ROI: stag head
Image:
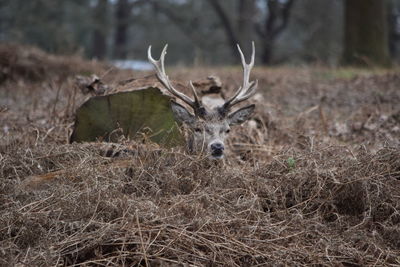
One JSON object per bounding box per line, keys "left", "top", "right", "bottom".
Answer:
{"left": 148, "top": 42, "right": 258, "bottom": 159}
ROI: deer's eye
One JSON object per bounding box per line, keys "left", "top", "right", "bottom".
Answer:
{"left": 226, "top": 129, "right": 230, "bottom": 133}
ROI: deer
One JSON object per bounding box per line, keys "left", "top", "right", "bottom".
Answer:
{"left": 148, "top": 42, "right": 258, "bottom": 160}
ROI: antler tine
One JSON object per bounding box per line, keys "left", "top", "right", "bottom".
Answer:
{"left": 237, "top": 41, "right": 255, "bottom": 94}
{"left": 189, "top": 81, "right": 201, "bottom": 105}
{"left": 147, "top": 45, "right": 198, "bottom": 109}
{"left": 222, "top": 42, "right": 258, "bottom": 111}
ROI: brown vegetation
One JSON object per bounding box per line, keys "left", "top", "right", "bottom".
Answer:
{"left": 1, "top": 45, "right": 400, "bottom": 266}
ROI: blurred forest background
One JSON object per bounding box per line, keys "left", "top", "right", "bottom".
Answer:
{"left": 1, "top": 0, "right": 400, "bottom": 67}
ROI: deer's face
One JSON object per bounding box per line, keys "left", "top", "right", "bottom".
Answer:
{"left": 171, "top": 101, "right": 255, "bottom": 159}
{"left": 148, "top": 42, "right": 257, "bottom": 160}
{"left": 190, "top": 119, "right": 230, "bottom": 159}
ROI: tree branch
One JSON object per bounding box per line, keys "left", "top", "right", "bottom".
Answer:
{"left": 271, "top": 0, "right": 295, "bottom": 38}
{"left": 206, "top": 0, "right": 240, "bottom": 60}
{"left": 149, "top": 0, "right": 208, "bottom": 50}
{"left": 255, "top": 22, "right": 266, "bottom": 38}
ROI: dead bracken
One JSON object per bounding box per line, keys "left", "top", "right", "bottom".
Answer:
{"left": 1, "top": 44, "right": 400, "bottom": 266}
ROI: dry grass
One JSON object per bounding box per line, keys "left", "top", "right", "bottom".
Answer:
{"left": 1, "top": 44, "right": 400, "bottom": 266}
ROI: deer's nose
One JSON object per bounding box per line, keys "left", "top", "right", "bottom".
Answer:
{"left": 211, "top": 143, "right": 224, "bottom": 151}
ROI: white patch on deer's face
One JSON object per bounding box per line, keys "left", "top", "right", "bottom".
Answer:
{"left": 190, "top": 119, "right": 230, "bottom": 159}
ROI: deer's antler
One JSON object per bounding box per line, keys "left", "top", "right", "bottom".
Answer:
{"left": 148, "top": 45, "right": 204, "bottom": 116}
{"left": 220, "top": 42, "right": 258, "bottom": 115}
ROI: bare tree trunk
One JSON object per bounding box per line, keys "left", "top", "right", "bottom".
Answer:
{"left": 113, "top": 0, "right": 132, "bottom": 59}
{"left": 207, "top": 0, "right": 240, "bottom": 61}
{"left": 256, "top": 0, "right": 295, "bottom": 64}
{"left": 389, "top": 3, "right": 400, "bottom": 61}
{"left": 261, "top": 0, "right": 278, "bottom": 64}
{"left": 261, "top": 37, "right": 274, "bottom": 64}
{"left": 91, "top": 0, "right": 108, "bottom": 60}
{"left": 237, "top": 0, "right": 256, "bottom": 55}
{"left": 342, "top": 0, "right": 390, "bottom": 66}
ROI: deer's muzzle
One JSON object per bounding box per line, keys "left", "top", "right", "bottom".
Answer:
{"left": 210, "top": 142, "right": 224, "bottom": 159}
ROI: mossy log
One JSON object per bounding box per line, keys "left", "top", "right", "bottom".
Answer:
{"left": 70, "top": 86, "right": 184, "bottom": 147}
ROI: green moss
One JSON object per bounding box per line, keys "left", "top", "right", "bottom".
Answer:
{"left": 70, "top": 87, "right": 184, "bottom": 147}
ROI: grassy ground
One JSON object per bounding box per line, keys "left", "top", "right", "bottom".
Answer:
{"left": 1, "top": 44, "right": 400, "bottom": 266}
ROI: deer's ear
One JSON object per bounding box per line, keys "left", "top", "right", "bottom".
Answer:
{"left": 228, "top": 104, "right": 255, "bottom": 125}
{"left": 171, "top": 101, "right": 195, "bottom": 125}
